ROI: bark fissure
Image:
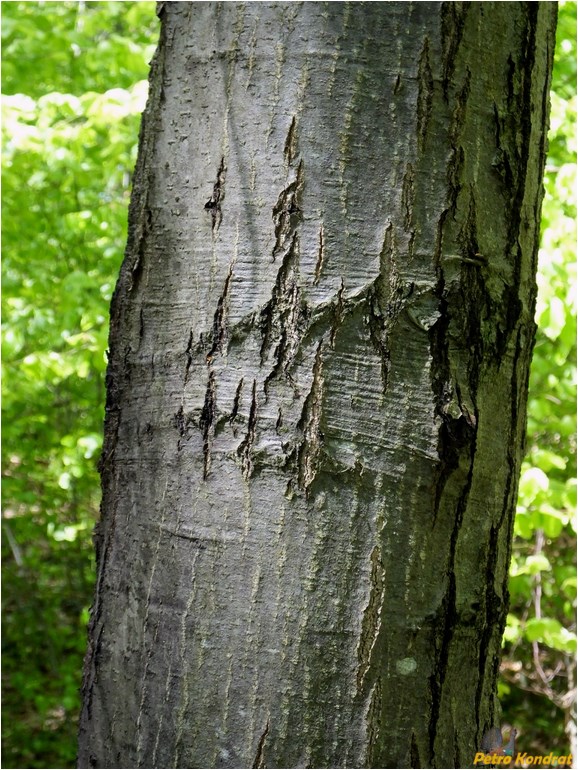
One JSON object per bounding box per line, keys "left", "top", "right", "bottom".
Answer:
{"left": 401, "top": 163, "right": 415, "bottom": 232}
{"left": 417, "top": 38, "right": 434, "bottom": 151}
{"left": 130, "top": 204, "right": 151, "bottom": 294}
{"left": 199, "top": 370, "right": 216, "bottom": 478}
{"left": 329, "top": 279, "right": 344, "bottom": 349}
{"left": 237, "top": 378, "right": 258, "bottom": 479}
{"left": 260, "top": 232, "right": 308, "bottom": 390}
{"left": 313, "top": 223, "right": 325, "bottom": 285}
{"left": 440, "top": 2, "right": 468, "bottom": 100}
{"left": 272, "top": 159, "right": 303, "bottom": 260}
{"left": 295, "top": 341, "right": 324, "bottom": 494}
{"left": 204, "top": 156, "right": 226, "bottom": 232}
{"left": 252, "top": 720, "right": 270, "bottom": 769}
{"left": 229, "top": 377, "right": 244, "bottom": 428}
{"left": 283, "top": 115, "right": 297, "bottom": 166}
{"left": 184, "top": 328, "right": 194, "bottom": 384}
{"left": 208, "top": 263, "right": 234, "bottom": 361}
{"left": 356, "top": 545, "right": 385, "bottom": 694}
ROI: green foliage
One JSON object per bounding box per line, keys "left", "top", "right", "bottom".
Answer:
{"left": 1, "top": 3, "right": 159, "bottom": 767}
{"left": 501, "top": 0, "right": 577, "bottom": 755}
{"left": 1, "top": 2, "right": 157, "bottom": 98}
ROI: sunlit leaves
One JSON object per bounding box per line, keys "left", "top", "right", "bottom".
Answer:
{"left": 524, "top": 619, "right": 577, "bottom": 655}
{"left": 1, "top": 3, "right": 158, "bottom": 767}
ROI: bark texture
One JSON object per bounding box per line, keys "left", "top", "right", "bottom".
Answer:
{"left": 79, "top": 3, "right": 556, "bottom": 768}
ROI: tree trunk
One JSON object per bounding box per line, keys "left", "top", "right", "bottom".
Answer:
{"left": 78, "top": 3, "right": 556, "bottom": 768}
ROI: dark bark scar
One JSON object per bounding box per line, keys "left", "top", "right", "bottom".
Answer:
{"left": 205, "top": 156, "right": 226, "bottom": 232}
{"left": 252, "top": 720, "right": 270, "bottom": 769}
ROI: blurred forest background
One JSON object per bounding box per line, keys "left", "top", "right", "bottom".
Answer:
{"left": 1, "top": 3, "right": 575, "bottom": 767}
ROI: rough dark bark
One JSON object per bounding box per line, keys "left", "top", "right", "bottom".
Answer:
{"left": 78, "top": 3, "right": 556, "bottom": 768}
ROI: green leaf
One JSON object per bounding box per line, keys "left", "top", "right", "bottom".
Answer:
{"left": 526, "top": 554, "right": 552, "bottom": 575}
{"left": 524, "top": 617, "right": 577, "bottom": 653}
{"left": 518, "top": 466, "right": 549, "bottom": 504}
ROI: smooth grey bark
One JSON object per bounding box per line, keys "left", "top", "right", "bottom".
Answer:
{"left": 78, "top": 3, "right": 556, "bottom": 768}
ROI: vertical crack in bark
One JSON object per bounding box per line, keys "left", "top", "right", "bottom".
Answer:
{"left": 229, "top": 377, "right": 244, "bottom": 426}
{"left": 366, "top": 288, "right": 391, "bottom": 394}
{"left": 496, "top": 13, "right": 541, "bottom": 360}
{"left": 410, "top": 731, "right": 422, "bottom": 769}
{"left": 261, "top": 232, "right": 308, "bottom": 390}
{"left": 138, "top": 307, "right": 145, "bottom": 344}
{"left": 363, "top": 222, "right": 398, "bottom": 393}
{"left": 474, "top": 325, "right": 527, "bottom": 729}
{"left": 356, "top": 545, "right": 385, "bottom": 693}
{"left": 491, "top": 102, "right": 514, "bottom": 191}
{"left": 429, "top": 200, "right": 481, "bottom": 761}
{"left": 296, "top": 341, "right": 324, "bottom": 494}
{"left": 364, "top": 678, "right": 383, "bottom": 768}
{"left": 446, "top": 144, "right": 464, "bottom": 221}
{"left": 427, "top": 574, "right": 455, "bottom": 764}
{"left": 275, "top": 407, "right": 283, "bottom": 432}
{"left": 174, "top": 404, "right": 187, "bottom": 439}
{"left": 449, "top": 69, "right": 471, "bottom": 149}
{"left": 259, "top": 125, "right": 308, "bottom": 391}
{"left": 376, "top": 219, "right": 403, "bottom": 320}
{"left": 272, "top": 160, "right": 303, "bottom": 259}
{"left": 199, "top": 370, "right": 216, "bottom": 479}
{"left": 440, "top": 2, "right": 468, "bottom": 100}
{"left": 429, "top": 272, "right": 479, "bottom": 520}
{"left": 184, "top": 329, "right": 194, "bottom": 385}
{"left": 417, "top": 38, "right": 434, "bottom": 152}
{"left": 208, "top": 263, "right": 234, "bottom": 360}
{"left": 314, "top": 222, "right": 325, "bottom": 284}
{"left": 130, "top": 204, "right": 152, "bottom": 293}
{"left": 428, "top": 447, "right": 477, "bottom": 762}
{"left": 474, "top": 522, "right": 504, "bottom": 733}
{"left": 401, "top": 163, "right": 415, "bottom": 232}
{"left": 260, "top": 246, "right": 291, "bottom": 362}
{"left": 284, "top": 115, "right": 298, "bottom": 165}
{"left": 80, "top": 620, "right": 105, "bottom": 724}
{"left": 444, "top": 69, "right": 470, "bottom": 222}
{"left": 204, "top": 156, "right": 226, "bottom": 232}
{"left": 252, "top": 720, "right": 270, "bottom": 769}
{"left": 238, "top": 379, "right": 258, "bottom": 479}
{"left": 329, "top": 279, "right": 344, "bottom": 349}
